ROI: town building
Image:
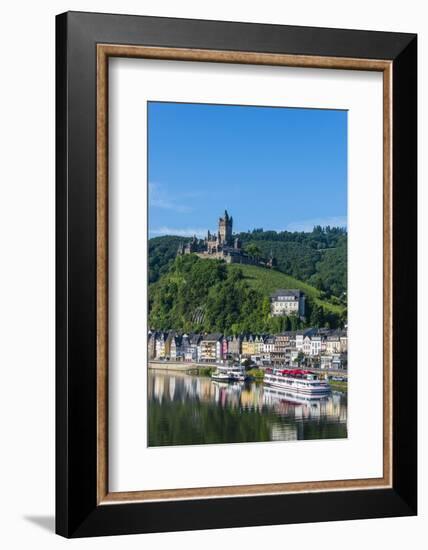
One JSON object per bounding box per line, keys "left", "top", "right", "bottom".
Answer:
{"left": 254, "top": 335, "right": 265, "bottom": 354}
{"left": 263, "top": 336, "right": 276, "bottom": 354}
{"left": 270, "top": 332, "right": 296, "bottom": 365}
{"left": 320, "top": 353, "right": 345, "bottom": 370}
{"left": 326, "top": 334, "right": 341, "bottom": 354}
{"left": 182, "top": 333, "right": 201, "bottom": 362}
{"left": 155, "top": 332, "right": 167, "bottom": 359}
{"left": 148, "top": 328, "right": 347, "bottom": 370}
{"left": 200, "top": 334, "right": 223, "bottom": 362}
{"left": 303, "top": 335, "right": 312, "bottom": 355}
{"left": 164, "top": 332, "right": 174, "bottom": 358}
{"left": 222, "top": 337, "right": 229, "bottom": 358}
{"left": 147, "top": 331, "right": 157, "bottom": 360}
{"left": 310, "top": 335, "right": 322, "bottom": 356}
{"left": 295, "top": 328, "right": 316, "bottom": 351}
{"left": 228, "top": 335, "right": 242, "bottom": 356}
{"left": 241, "top": 334, "right": 256, "bottom": 357}
{"left": 339, "top": 333, "right": 348, "bottom": 353}
{"left": 270, "top": 289, "right": 306, "bottom": 318}
{"left": 170, "top": 334, "right": 183, "bottom": 361}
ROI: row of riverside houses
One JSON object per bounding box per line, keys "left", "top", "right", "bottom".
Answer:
{"left": 148, "top": 328, "right": 348, "bottom": 370}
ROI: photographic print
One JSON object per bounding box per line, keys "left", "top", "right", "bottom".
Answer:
{"left": 57, "top": 14, "right": 417, "bottom": 536}
{"left": 147, "top": 101, "right": 348, "bottom": 447}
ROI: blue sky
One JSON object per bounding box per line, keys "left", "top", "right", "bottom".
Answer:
{"left": 148, "top": 102, "right": 347, "bottom": 237}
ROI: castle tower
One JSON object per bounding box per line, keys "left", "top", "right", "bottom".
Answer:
{"left": 218, "top": 210, "right": 233, "bottom": 245}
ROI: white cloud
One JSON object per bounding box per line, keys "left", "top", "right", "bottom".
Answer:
{"left": 285, "top": 216, "right": 347, "bottom": 232}
{"left": 149, "top": 227, "right": 207, "bottom": 238}
{"left": 149, "top": 182, "right": 192, "bottom": 213}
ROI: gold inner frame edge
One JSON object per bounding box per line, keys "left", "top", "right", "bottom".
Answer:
{"left": 96, "top": 44, "right": 393, "bottom": 504}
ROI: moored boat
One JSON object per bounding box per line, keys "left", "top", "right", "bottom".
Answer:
{"left": 263, "top": 368, "right": 330, "bottom": 397}
{"left": 211, "top": 364, "right": 249, "bottom": 382}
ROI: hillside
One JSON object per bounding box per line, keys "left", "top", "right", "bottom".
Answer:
{"left": 228, "top": 264, "right": 344, "bottom": 315}
{"left": 148, "top": 255, "right": 345, "bottom": 334}
{"left": 148, "top": 235, "right": 190, "bottom": 283}
{"left": 148, "top": 227, "right": 347, "bottom": 298}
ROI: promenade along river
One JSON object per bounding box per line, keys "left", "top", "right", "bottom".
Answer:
{"left": 148, "top": 369, "right": 347, "bottom": 447}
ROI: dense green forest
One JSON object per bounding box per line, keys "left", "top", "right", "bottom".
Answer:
{"left": 148, "top": 236, "right": 189, "bottom": 283}
{"left": 149, "top": 226, "right": 347, "bottom": 298}
{"left": 236, "top": 225, "right": 347, "bottom": 298}
{"left": 148, "top": 254, "right": 346, "bottom": 334}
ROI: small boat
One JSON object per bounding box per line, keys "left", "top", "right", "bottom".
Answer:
{"left": 263, "top": 368, "right": 330, "bottom": 397}
{"left": 211, "top": 364, "right": 248, "bottom": 383}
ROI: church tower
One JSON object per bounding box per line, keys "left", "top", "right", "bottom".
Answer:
{"left": 218, "top": 210, "right": 233, "bottom": 245}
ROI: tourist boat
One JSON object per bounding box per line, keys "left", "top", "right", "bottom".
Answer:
{"left": 263, "top": 368, "right": 330, "bottom": 397}
{"left": 211, "top": 364, "right": 248, "bottom": 382}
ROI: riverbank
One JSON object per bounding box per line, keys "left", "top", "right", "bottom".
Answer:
{"left": 149, "top": 362, "right": 348, "bottom": 388}
{"left": 149, "top": 361, "right": 214, "bottom": 376}
{"left": 149, "top": 361, "right": 195, "bottom": 371}
{"left": 185, "top": 366, "right": 213, "bottom": 377}
{"left": 328, "top": 380, "right": 348, "bottom": 392}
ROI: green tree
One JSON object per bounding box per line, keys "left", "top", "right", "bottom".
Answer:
{"left": 245, "top": 243, "right": 262, "bottom": 260}
{"left": 295, "top": 351, "right": 305, "bottom": 366}
{"left": 310, "top": 305, "right": 324, "bottom": 327}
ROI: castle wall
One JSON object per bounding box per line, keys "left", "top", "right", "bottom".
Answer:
{"left": 179, "top": 210, "right": 273, "bottom": 269}
{"left": 194, "top": 250, "right": 259, "bottom": 266}
{"left": 228, "top": 254, "right": 258, "bottom": 265}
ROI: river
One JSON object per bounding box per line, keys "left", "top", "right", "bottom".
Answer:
{"left": 148, "top": 369, "right": 347, "bottom": 446}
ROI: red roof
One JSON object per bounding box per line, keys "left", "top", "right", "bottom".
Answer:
{"left": 280, "top": 369, "right": 312, "bottom": 376}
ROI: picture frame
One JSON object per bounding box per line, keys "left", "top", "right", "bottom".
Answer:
{"left": 56, "top": 11, "right": 417, "bottom": 538}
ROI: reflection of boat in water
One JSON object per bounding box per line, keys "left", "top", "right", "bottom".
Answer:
{"left": 212, "top": 380, "right": 242, "bottom": 391}
{"left": 263, "top": 385, "right": 329, "bottom": 406}
{"left": 264, "top": 369, "right": 330, "bottom": 397}
{"left": 211, "top": 364, "right": 249, "bottom": 382}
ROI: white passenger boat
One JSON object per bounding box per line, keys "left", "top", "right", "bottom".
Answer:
{"left": 263, "top": 368, "right": 330, "bottom": 397}
{"left": 211, "top": 364, "right": 248, "bottom": 382}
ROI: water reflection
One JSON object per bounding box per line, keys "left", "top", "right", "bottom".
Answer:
{"left": 148, "top": 369, "right": 347, "bottom": 446}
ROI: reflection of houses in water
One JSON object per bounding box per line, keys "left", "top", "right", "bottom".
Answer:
{"left": 329, "top": 392, "right": 348, "bottom": 423}
{"left": 183, "top": 376, "right": 195, "bottom": 398}
{"left": 149, "top": 371, "right": 207, "bottom": 403}
{"left": 240, "top": 385, "right": 264, "bottom": 411}
{"left": 211, "top": 381, "right": 242, "bottom": 410}
{"left": 148, "top": 371, "right": 347, "bottom": 431}
{"left": 169, "top": 377, "right": 176, "bottom": 401}
{"left": 153, "top": 374, "right": 165, "bottom": 403}
{"left": 198, "top": 377, "right": 213, "bottom": 402}
{"left": 207, "top": 381, "right": 267, "bottom": 412}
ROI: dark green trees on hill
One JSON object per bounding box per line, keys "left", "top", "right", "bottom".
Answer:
{"left": 148, "top": 235, "right": 189, "bottom": 283}
{"left": 148, "top": 254, "right": 344, "bottom": 333}
{"left": 236, "top": 226, "right": 347, "bottom": 298}
{"left": 149, "top": 255, "right": 264, "bottom": 333}
{"left": 149, "top": 226, "right": 347, "bottom": 299}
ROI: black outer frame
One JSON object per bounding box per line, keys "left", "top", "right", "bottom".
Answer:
{"left": 56, "top": 11, "right": 417, "bottom": 538}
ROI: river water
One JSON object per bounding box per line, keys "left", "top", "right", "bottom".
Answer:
{"left": 148, "top": 369, "right": 347, "bottom": 446}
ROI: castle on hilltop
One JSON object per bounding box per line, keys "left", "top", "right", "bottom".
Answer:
{"left": 177, "top": 210, "right": 276, "bottom": 267}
